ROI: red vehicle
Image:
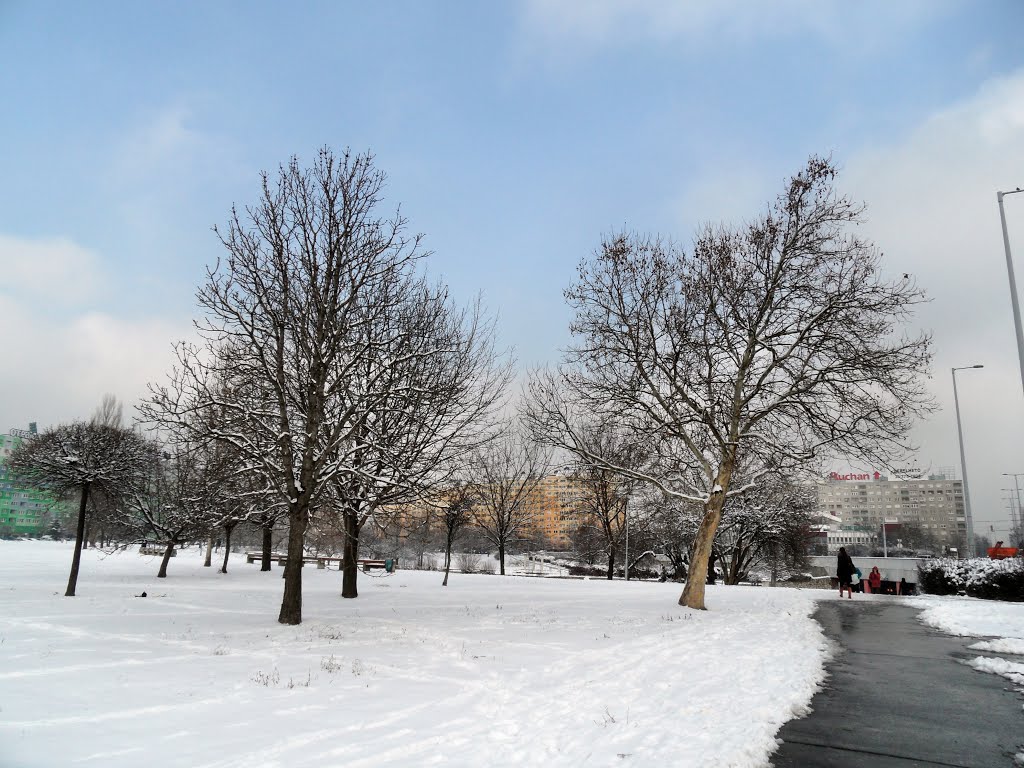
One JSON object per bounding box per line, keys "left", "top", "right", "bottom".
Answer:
{"left": 987, "top": 541, "right": 1020, "bottom": 560}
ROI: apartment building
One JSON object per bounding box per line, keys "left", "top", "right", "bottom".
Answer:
{"left": 0, "top": 425, "right": 65, "bottom": 537}
{"left": 520, "top": 474, "right": 592, "bottom": 549}
{"left": 817, "top": 469, "right": 966, "bottom": 552}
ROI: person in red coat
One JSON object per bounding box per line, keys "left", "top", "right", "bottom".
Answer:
{"left": 868, "top": 566, "right": 882, "bottom": 593}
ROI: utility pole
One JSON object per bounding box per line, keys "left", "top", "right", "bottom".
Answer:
{"left": 953, "top": 365, "right": 983, "bottom": 557}
{"left": 997, "top": 188, "right": 1024, "bottom": 397}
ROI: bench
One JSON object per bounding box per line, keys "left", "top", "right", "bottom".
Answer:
{"left": 245, "top": 553, "right": 387, "bottom": 570}
{"left": 358, "top": 559, "right": 397, "bottom": 573}
{"left": 140, "top": 544, "right": 176, "bottom": 557}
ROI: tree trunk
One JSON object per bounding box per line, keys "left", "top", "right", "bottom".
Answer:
{"left": 261, "top": 524, "right": 273, "bottom": 572}
{"left": 220, "top": 523, "right": 235, "bottom": 574}
{"left": 498, "top": 541, "right": 505, "bottom": 575}
{"left": 157, "top": 539, "right": 175, "bottom": 578}
{"left": 680, "top": 454, "right": 738, "bottom": 609}
{"left": 341, "top": 511, "right": 359, "bottom": 599}
{"left": 442, "top": 540, "right": 452, "bottom": 587}
{"left": 204, "top": 531, "right": 214, "bottom": 567}
{"left": 65, "top": 482, "right": 91, "bottom": 597}
{"left": 606, "top": 548, "right": 615, "bottom": 580}
{"left": 680, "top": 488, "right": 730, "bottom": 608}
{"left": 705, "top": 550, "right": 717, "bottom": 585}
{"left": 278, "top": 505, "right": 308, "bottom": 625}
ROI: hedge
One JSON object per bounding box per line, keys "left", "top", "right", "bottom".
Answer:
{"left": 917, "top": 557, "right": 1024, "bottom": 601}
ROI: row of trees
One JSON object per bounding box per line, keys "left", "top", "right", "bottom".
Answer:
{"left": 12, "top": 149, "right": 933, "bottom": 619}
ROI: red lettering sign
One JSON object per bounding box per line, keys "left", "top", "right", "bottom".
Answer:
{"left": 829, "top": 471, "right": 876, "bottom": 481}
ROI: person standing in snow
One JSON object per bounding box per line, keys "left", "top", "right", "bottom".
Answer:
{"left": 836, "top": 547, "right": 855, "bottom": 599}
{"left": 868, "top": 566, "right": 882, "bottom": 593}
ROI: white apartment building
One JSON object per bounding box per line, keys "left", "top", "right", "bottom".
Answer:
{"left": 817, "top": 470, "right": 966, "bottom": 552}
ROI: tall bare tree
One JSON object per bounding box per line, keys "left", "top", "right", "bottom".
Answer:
{"left": 326, "top": 282, "right": 509, "bottom": 599}
{"left": 529, "top": 157, "right": 933, "bottom": 609}
{"left": 9, "top": 422, "right": 154, "bottom": 595}
{"left": 143, "top": 149, "right": 422, "bottom": 624}
{"left": 467, "top": 429, "right": 548, "bottom": 575}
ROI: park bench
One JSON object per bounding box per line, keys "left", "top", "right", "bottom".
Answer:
{"left": 139, "top": 543, "right": 175, "bottom": 557}
{"left": 358, "top": 559, "right": 397, "bottom": 573}
{"left": 245, "top": 553, "right": 390, "bottom": 570}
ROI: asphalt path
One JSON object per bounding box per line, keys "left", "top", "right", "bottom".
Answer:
{"left": 772, "top": 598, "right": 1024, "bottom": 767}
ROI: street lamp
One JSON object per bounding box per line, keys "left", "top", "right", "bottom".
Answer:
{"left": 953, "top": 365, "right": 983, "bottom": 557}
{"left": 997, "top": 188, "right": 1024, "bottom": 397}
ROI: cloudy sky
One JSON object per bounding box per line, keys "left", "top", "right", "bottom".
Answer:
{"left": 2, "top": 1, "right": 1023, "bottom": 540}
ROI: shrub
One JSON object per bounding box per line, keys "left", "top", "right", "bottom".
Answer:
{"left": 455, "top": 553, "right": 481, "bottom": 574}
{"left": 918, "top": 558, "right": 1024, "bottom": 601}
{"left": 568, "top": 564, "right": 607, "bottom": 577}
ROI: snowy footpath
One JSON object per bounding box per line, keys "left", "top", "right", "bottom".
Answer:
{"left": 0, "top": 541, "right": 828, "bottom": 768}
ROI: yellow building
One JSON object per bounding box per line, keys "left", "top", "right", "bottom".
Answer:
{"left": 521, "top": 474, "right": 591, "bottom": 549}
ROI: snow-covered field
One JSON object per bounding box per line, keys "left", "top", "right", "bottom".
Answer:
{"left": 0, "top": 541, "right": 830, "bottom": 768}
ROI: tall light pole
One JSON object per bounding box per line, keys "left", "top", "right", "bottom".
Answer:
{"left": 997, "top": 188, "right": 1024, "bottom": 397}
{"left": 953, "top": 365, "right": 983, "bottom": 557}
{"left": 1001, "top": 472, "right": 1024, "bottom": 543}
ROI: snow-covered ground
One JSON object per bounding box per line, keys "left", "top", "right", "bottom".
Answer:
{"left": 0, "top": 541, "right": 829, "bottom": 768}
{"left": 908, "top": 593, "right": 1024, "bottom": 691}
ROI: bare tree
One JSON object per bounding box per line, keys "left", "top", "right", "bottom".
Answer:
{"left": 250, "top": 501, "right": 288, "bottom": 571}
{"left": 569, "top": 522, "right": 605, "bottom": 565}
{"left": 92, "top": 394, "right": 124, "bottom": 429}
{"left": 324, "top": 281, "right": 509, "bottom": 599}
{"left": 143, "top": 149, "right": 423, "bottom": 625}
{"left": 127, "top": 445, "right": 212, "bottom": 578}
{"left": 527, "top": 409, "right": 645, "bottom": 580}
{"left": 439, "top": 483, "right": 476, "bottom": 586}
{"left": 466, "top": 429, "right": 548, "bottom": 575}
{"left": 9, "top": 422, "right": 154, "bottom": 595}
{"left": 529, "top": 157, "right": 933, "bottom": 609}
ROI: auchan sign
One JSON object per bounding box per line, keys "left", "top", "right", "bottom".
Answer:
{"left": 829, "top": 471, "right": 882, "bottom": 481}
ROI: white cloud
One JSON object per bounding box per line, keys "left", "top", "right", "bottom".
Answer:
{"left": 839, "top": 68, "right": 1024, "bottom": 541}
{"left": 518, "top": 0, "right": 944, "bottom": 53}
{"left": 0, "top": 234, "right": 194, "bottom": 433}
{"left": 0, "top": 235, "right": 103, "bottom": 304}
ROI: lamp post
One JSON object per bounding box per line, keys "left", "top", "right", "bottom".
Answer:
{"left": 997, "top": 188, "right": 1024, "bottom": 397}
{"left": 953, "top": 365, "right": 983, "bottom": 557}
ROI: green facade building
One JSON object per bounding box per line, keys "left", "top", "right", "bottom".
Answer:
{"left": 0, "top": 425, "right": 68, "bottom": 538}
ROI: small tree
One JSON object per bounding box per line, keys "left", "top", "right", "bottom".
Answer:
{"left": 466, "top": 429, "right": 548, "bottom": 575}
{"left": 440, "top": 483, "right": 475, "bottom": 586}
{"left": 9, "top": 421, "right": 154, "bottom": 596}
{"left": 526, "top": 411, "right": 646, "bottom": 580}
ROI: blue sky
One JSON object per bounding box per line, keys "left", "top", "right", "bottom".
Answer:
{"left": 3, "top": 1, "right": 1024, "bottom": 538}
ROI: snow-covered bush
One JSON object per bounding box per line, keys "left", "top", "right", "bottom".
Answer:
{"left": 918, "top": 558, "right": 1024, "bottom": 601}
{"left": 455, "top": 553, "right": 481, "bottom": 574}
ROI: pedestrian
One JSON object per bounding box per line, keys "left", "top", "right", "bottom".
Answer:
{"left": 836, "top": 546, "right": 855, "bottom": 599}
{"left": 868, "top": 566, "right": 882, "bottom": 593}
